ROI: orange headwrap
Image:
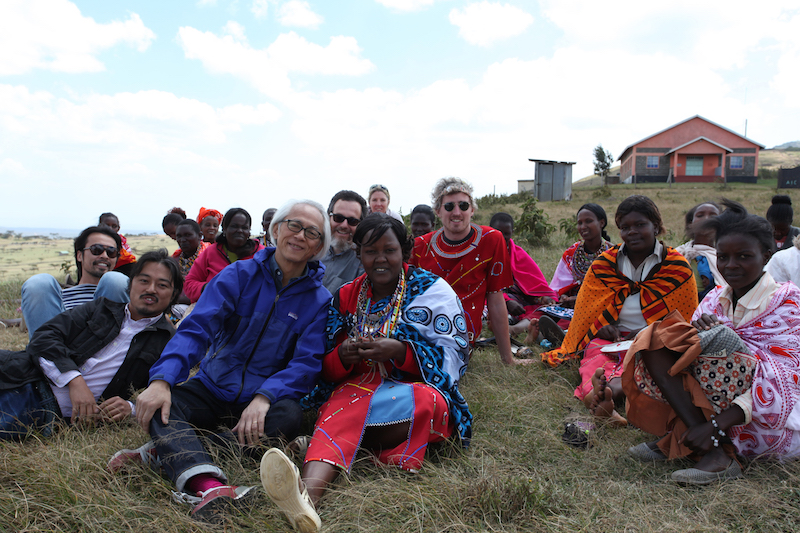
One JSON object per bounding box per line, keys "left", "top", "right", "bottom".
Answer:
{"left": 196, "top": 207, "right": 223, "bottom": 225}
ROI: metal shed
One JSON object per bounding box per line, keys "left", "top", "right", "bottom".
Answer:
{"left": 520, "top": 159, "right": 575, "bottom": 201}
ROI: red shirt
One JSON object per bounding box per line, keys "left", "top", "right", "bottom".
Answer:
{"left": 411, "top": 224, "right": 511, "bottom": 342}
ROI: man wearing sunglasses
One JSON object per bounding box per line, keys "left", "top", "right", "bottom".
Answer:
{"left": 0, "top": 250, "right": 181, "bottom": 439}
{"left": 412, "top": 177, "right": 529, "bottom": 366}
{"left": 320, "top": 190, "right": 368, "bottom": 293}
{"left": 20, "top": 225, "right": 130, "bottom": 338}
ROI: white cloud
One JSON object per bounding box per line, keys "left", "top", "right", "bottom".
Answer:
{"left": 0, "top": 158, "right": 26, "bottom": 176}
{"left": 177, "top": 26, "right": 375, "bottom": 99}
{"left": 251, "top": 0, "right": 271, "bottom": 18}
{"left": 0, "top": 0, "right": 155, "bottom": 75}
{"left": 449, "top": 2, "right": 533, "bottom": 47}
{"left": 0, "top": 84, "right": 281, "bottom": 147}
{"left": 278, "top": 1, "right": 324, "bottom": 29}
{"left": 374, "top": 0, "right": 438, "bottom": 12}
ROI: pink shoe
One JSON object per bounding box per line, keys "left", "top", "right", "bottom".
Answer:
{"left": 190, "top": 485, "right": 258, "bottom": 522}
{"left": 107, "top": 441, "right": 159, "bottom": 473}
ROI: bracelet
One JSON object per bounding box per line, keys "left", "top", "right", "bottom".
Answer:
{"left": 710, "top": 415, "right": 726, "bottom": 439}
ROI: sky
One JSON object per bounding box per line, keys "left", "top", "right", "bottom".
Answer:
{"left": 2, "top": 0, "right": 800, "bottom": 234}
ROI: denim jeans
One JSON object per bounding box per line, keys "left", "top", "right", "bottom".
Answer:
{"left": 21, "top": 272, "right": 129, "bottom": 339}
{"left": 0, "top": 380, "right": 61, "bottom": 441}
{"left": 149, "top": 379, "right": 303, "bottom": 492}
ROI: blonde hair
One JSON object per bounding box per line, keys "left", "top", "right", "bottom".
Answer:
{"left": 431, "top": 177, "right": 477, "bottom": 211}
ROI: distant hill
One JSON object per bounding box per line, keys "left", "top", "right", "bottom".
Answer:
{"left": 772, "top": 141, "right": 800, "bottom": 150}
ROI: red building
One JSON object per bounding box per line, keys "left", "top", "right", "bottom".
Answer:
{"left": 618, "top": 115, "right": 764, "bottom": 184}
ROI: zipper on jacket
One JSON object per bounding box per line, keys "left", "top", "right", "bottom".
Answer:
{"left": 233, "top": 276, "right": 305, "bottom": 403}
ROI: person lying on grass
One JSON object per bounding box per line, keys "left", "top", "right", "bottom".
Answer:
{"left": 0, "top": 250, "right": 180, "bottom": 439}
{"left": 109, "top": 199, "right": 331, "bottom": 523}
{"left": 623, "top": 200, "right": 800, "bottom": 484}
{"left": 541, "top": 195, "right": 698, "bottom": 425}
{"left": 260, "top": 213, "right": 472, "bottom": 533}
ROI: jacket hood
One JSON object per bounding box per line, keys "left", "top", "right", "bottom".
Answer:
{"left": 253, "top": 246, "right": 326, "bottom": 286}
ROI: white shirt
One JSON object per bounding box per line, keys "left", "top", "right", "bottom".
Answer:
{"left": 616, "top": 241, "right": 664, "bottom": 331}
{"left": 38, "top": 305, "right": 162, "bottom": 418}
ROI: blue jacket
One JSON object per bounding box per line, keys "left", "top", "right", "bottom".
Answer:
{"left": 149, "top": 247, "right": 331, "bottom": 404}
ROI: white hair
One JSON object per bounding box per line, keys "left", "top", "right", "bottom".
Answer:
{"left": 269, "top": 199, "right": 331, "bottom": 262}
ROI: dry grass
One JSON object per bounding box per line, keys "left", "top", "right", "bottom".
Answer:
{"left": 3, "top": 184, "right": 800, "bottom": 532}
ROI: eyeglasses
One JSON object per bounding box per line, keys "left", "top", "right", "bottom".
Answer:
{"left": 370, "top": 184, "right": 389, "bottom": 193}
{"left": 279, "top": 219, "right": 322, "bottom": 241}
{"left": 329, "top": 213, "right": 360, "bottom": 227}
{"left": 83, "top": 244, "right": 118, "bottom": 258}
{"left": 443, "top": 201, "right": 471, "bottom": 212}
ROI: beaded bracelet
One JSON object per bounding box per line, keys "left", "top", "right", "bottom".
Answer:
{"left": 709, "top": 415, "right": 726, "bottom": 448}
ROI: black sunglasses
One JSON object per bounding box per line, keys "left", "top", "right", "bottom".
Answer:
{"left": 443, "top": 201, "right": 471, "bottom": 212}
{"left": 329, "top": 213, "right": 360, "bottom": 227}
{"left": 83, "top": 244, "right": 118, "bottom": 258}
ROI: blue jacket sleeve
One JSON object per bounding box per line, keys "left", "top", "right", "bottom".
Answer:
{"left": 148, "top": 265, "right": 242, "bottom": 386}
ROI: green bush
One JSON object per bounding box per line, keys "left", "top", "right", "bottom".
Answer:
{"left": 558, "top": 217, "right": 579, "bottom": 242}
{"left": 592, "top": 185, "right": 612, "bottom": 198}
{"left": 515, "top": 197, "right": 554, "bottom": 246}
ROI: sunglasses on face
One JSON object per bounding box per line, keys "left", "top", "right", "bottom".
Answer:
{"left": 83, "top": 244, "right": 118, "bottom": 258}
{"left": 443, "top": 201, "right": 471, "bottom": 212}
{"left": 280, "top": 219, "right": 323, "bottom": 241}
{"left": 329, "top": 213, "right": 360, "bottom": 227}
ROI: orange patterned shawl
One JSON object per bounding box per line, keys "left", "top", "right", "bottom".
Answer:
{"left": 541, "top": 244, "right": 698, "bottom": 366}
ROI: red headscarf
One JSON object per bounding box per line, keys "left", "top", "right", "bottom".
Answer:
{"left": 196, "top": 207, "right": 223, "bottom": 225}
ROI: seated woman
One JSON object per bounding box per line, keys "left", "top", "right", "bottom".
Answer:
{"left": 367, "top": 184, "right": 403, "bottom": 222}
{"left": 532, "top": 204, "right": 614, "bottom": 346}
{"left": 622, "top": 200, "right": 800, "bottom": 484}
{"left": 162, "top": 207, "right": 187, "bottom": 241}
{"left": 196, "top": 207, "right": 223, "bottom": 244}
{"left": 766, "top": 194, "right": 800, "bottom": 250}
{"left": 675, "top": 201, "right": 722, "bottom": 301}
{"left": 260, "top": 213, "right": 471, "bottom": 533}
{"left": 488, "top": 212, "right": 556, "bottom": 340}
{"left": 99, "top": 212, "right": 136, "bottom": 276}
{"left": 541, "top": 196, "right": 698, "bottom": 425}
{"left": 184, "top": 208, "right": 264, "bottom": 302}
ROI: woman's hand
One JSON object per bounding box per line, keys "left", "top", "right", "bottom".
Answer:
{"left": 596, "top": 324, "right": 622, "bottom": 342}
{"left": 558, "top": 294, "right": 577, "bottom": 308}
{"left": 506, "top": 300, "right": 525, "bottom": 317}
{"left": 692, "top": 313, "right": 720, "bottom": 332}
{"left": 357, "top": 338, "right": 406, "bottom": 365}
{"left": 679, "top": 421, "right": 716, "bottom": 455}
{"left": 338, "top": 338, "right": 363, "bottom": 367}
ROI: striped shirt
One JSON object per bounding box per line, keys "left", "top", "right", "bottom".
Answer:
{"left": 62, "top": 284, "right": 97, "bottom": 310}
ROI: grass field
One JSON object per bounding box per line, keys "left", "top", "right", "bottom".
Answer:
{"left": 2, "top": 184, "right": 800, "bottom": 532}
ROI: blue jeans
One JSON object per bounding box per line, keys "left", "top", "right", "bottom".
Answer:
{"left": 0, "top": 380, "right": 61, "bottom": 441}
{"left": 149, "top": 379, "right": 303, "bottom": 492}
{"left": 21, "top": 272, "right": 129, "bottom": 339}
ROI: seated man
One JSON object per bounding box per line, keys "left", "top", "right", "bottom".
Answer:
{"left": 0, "top": 250, "right": 181, "bottom": 439}
{"left": 21, "top": 225, "right": 130, "bottom": 338}
{"left": 112, "top": 199, "right": 332, "bottom": 521}
{"left": 411, "top": 177, "right": 523, "bottom": 365}
{"left": 320, "top": 190, "right": 367, "bottom": 293}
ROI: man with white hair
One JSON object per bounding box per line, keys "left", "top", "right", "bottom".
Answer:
{"left": 111, "top": 199, "right": 332, "bottom": 522}
{"left": 411, "top": 177, "right": 526, "bottom": 365}
{"left": 320, "top": 190, "right": 367, "bottom": 293}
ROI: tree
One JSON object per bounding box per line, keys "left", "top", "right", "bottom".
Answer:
{"left": 593, "top": 144, "right": 614, "bottom": 186}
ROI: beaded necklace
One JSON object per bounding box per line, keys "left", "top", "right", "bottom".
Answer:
{"left": 353, "top": 269, "right": 406, "bottom": 341}
{"left": 571, "top": 239, "right": 612, "bottom": 281}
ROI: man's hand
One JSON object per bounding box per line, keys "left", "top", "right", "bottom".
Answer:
{"left": 136, "top": 380, "right": 172, "bottom": 432}
{"left": 232, "top": 394, "right": 271, "bottom": 446}
{"left": 596, "top": 324, "right": 622, "bottom": 342}
{"left": 692, "top": 313, "right": 720, "bottom": 332}
{"left": 99, "top": 396, "right": 132, "bottom": 422}
{"left": 67, "top": 376, "right": 99, "bottom": 425}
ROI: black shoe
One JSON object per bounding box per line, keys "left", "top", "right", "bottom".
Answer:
{"left": 539, "top": 315, "right": 565, "bottom": 346}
